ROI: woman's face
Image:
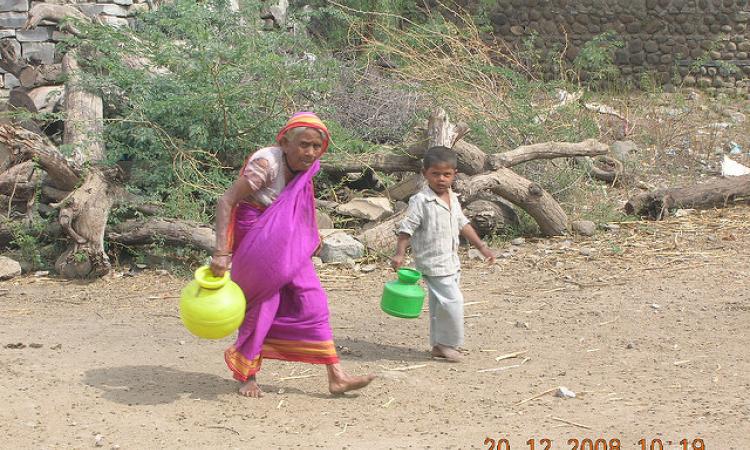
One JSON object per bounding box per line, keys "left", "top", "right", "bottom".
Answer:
{"left": 280, "top": 128, "right": 325, "bottom": 172}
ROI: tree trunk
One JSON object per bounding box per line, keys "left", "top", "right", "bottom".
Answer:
{"left": 356, "top": 211, "right": 405, "bottom": 252}
{"left": 624, "top": 175, "right": 750, "bottom": 220}
{"left": 54, "top": 51, "right": 112, "bottom": 278}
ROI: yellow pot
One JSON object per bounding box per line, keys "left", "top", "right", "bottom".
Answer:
{"left": 179, "top": 266, "right": 246, "bottom": 339}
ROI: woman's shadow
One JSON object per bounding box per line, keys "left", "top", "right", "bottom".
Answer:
{"left": 334, "top": 338, "right": 428, "bottom": 363}
{"left": 83, "top": 366, "right": 236, "bottom": 406}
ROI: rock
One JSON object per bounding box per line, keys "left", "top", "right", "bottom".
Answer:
{"left": 316, "top": 210, "right": 334, "bottom": 229}
{"left": 336, "top": 197, "right": 393, "bottom": 221}
{"left": 394, "top": 201, "right": 408, "bottom": 213}
{"left": 319, "top": 233, "right": 365, "bottom": 263}
{"left": 571, "top": 220, "right": 596, "bottom": 236}
{"left": 650, "top": 303, "right": 661, "bottom": 310}
{"left": 468, "top": 248, "right": 483, "bottom": 260}
{"left": 626, "top": 342, "right": 635, "bottom": 349}
{"left": 510, "top": 237, "right": 525, "bottom": 246}
{"left": 315, "top": 199, "right": 339, "bottom": 210}
{"left": 94, "top": 434, "right": 104, "bottom": 447}
{"left": 610, "top": 140, "right": 638, "bottom": 162}
{"left": 33, "top": 270, "right": 49, "bottom": 277}
{"left": 674, "top": 208, "right": 696, "bottom": 217}
{"left": 514, "top": 320, "right": 529, "bottom": 329}
{"left": 360, "top": 264, "right": 376, "bottom": 273}
{"left": 579, "top": 248, "right": 593, "bottom": 257}
{"left": 555, "top": 386, "right": 576, "bottom": 399}
{"left": 0, "top": 256, "right": 22, "bottom": 280}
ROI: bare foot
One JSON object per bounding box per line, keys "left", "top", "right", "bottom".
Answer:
{"left": 431, "top": 344, "right": 463, "bottom": 363}
{"left": 327, "top": 364, "right": 375, "bottom": 395}
{"left": 238, "top": 376, "right": 263, "bottom": 398}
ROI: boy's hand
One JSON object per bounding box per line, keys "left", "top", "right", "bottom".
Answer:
{"left": 391, "top": 253, "right": 406, "bottom": 271}
{"left": 479, "top": 245, "right": 496, "bottom": 265}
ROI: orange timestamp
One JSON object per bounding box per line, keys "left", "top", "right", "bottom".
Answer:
{"left": 484, "top": 437, "right": 706, "bottom": 450}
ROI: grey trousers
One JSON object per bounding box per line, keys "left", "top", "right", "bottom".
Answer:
{"left": 424, "top": 272, "right": 464, "bottom": 348}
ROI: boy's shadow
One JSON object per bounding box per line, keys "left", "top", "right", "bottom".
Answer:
{"left": 83, "top": 365, "right": 236, "bottom": 406}
{"left": 334, "top": 338, "right": 427, "bottom": 363}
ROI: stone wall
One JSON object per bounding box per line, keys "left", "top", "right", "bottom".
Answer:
{"left": 486, "top": 0, "right": 750, "bottom": 92}
{"left": 0, "top": 0, "right": 147, "bottom": 90}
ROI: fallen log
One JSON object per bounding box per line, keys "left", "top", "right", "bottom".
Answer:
{"left": 0, "top": 124, "right": 82, "bottom": 190}
{"left": 624, "top": 174, "right": 750, "bottom": 220}
{"left": 489, "top": 139, "right": 609, "bottom": 169}
{"left": 107, "top": 218, "right": 215, "bottom": 252}
{"left": 464, "top": 198, "right": 519, "bottom": 237}
{"left": 456, "top": 168, "right": 568, "bottom": 236}
{"left": 24, "top": 4, "right": 91, "bottom": 35}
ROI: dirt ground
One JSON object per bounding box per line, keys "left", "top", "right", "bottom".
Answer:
{"left": 2, "top": 206, "right": 749, "bottom": 449}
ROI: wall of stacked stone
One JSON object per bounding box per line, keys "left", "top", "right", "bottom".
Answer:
{"left": 0, "top": 0, "right": 148, "bottom": 90}
{"left": 487, "top": 0, "right": 750, "bottom": 92}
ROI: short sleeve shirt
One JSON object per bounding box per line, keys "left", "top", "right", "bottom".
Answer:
{"left": 397, "top": 185, "right": 470, "bottom": 277}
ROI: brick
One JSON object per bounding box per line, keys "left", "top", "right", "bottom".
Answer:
{"left": 0, "top": 11, "right": 27, "bottom": 28}
{"left": 0, "top": 0, "right": 27, "bottom": 12}
{"left": 0, "top": 29, "right": 15, "bottom": 38}
{"left": 15, "top": 26, "right": 51, "bottom": 42}
{"left": 22, "top": 41, "right": 55, "bottom": 64}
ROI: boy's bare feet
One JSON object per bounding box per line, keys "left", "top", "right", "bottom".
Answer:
{"left": 238, "top": 375, "right": 263, "bottom": 397}
{"left": 431, "top": 344, "right": 463, "bottom": 363}
{"left": 327, "top": 363, "right": 376, "bottom": 395}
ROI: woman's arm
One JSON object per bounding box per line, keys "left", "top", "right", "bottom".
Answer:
{"left": 210, "top": 176, "right": 255, "bottom": 277}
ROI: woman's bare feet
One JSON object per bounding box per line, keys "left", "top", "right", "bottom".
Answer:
{"left": 238, "top": 375, "right": 263, "bottom": 397}
{"left": 431, "top": 344, "right": 463, "bottom": 363}
{"left": 326, "top": 363, "right": 375, "bottom": 395}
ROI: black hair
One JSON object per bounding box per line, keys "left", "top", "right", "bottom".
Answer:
{"left": 422, "top": 146, "right": 458, "bottom": 170}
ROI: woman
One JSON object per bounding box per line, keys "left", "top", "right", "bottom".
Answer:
{"left": 210, "top": 112, "right": 375, "bottom": 398}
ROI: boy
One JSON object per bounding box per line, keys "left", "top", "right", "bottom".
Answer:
{"left": 391, "top": 146, "right": 495, "bottom": 362}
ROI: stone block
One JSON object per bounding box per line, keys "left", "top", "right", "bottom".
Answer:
{"left": 0, "top": 0, "right": 27, "bottom": 12}
{"left": 15, "top": 26, "right": 52, "bottom": 42}
{"left": 51, "top": 30, "right": 72, "bottom": 41}
{"left": 77, "top": 3, "right": 129, "bottom": 17}
{"left": 0, "top": 11, "right": 27, "bottom": 28}
{"left": 99, "top": 14, "right": 128, "bottom": 27}
{"left": 0, "top": 28, "right": 15, "bottom": 38}
{"left": 22, "top": 41, "right": 55, "bottom": 64}
{"left": 644, "top": 41, "right": 658, "bottom": 53}
{"left": 4, "top": 72, "right": 19, "bottom": 88}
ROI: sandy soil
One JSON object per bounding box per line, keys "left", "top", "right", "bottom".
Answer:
{"left": 1, "top": 206, "right": 749, "bottom": 450}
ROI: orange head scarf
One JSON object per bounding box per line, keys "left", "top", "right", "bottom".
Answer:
{"left": 275, "top": 111, "right": 330, "bottom": 153}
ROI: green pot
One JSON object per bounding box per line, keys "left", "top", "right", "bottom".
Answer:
{"left": 380, "top": 268, "right": 425, "bottom": 319}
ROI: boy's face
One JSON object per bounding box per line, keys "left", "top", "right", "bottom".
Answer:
{"left": 423, "top": 162, "right": 457, "bottom": 195}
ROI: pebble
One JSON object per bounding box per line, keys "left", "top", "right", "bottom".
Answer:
{"left": 360, "top": 264, "right": 376, "bottom": 273}
{"left": 33, "top": 271, "right": 49, "bottom": 277}
{"left": 555, "top": 386, "right": 576, "bottom": 399}
{"left": 626, "top": 342, "right": 635, "bottom": 349}
{"left": 468, "top": 249, "right": 483, "bottom": 260}
{"left": 515, "top": 320, "right": 529, "bottom": 329}
{"left": 650, "top": 303, "right": 661, "bottom": 310}
{"left": 510, "top": 237, "right": 525, "bottom": 246}
{"left": 95, "top": 434, "right": 104, "bottom": 447}
{"left": 579, "top": 248, "right": 593, "bottom": 257}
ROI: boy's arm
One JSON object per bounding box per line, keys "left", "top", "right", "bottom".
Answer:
{"left": 392, "top": 195, "right": 423, "bottom": 270}
{"left": 460, "top": 223, "right": 495, "bottom": 264}
{"left": 391, "top": 233, "right": 411, "bottom": 270}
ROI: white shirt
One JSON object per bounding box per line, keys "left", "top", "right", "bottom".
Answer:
{"left": 397, "top": 185, "right": 470, "bottom": 277}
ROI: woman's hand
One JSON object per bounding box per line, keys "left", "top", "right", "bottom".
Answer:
{"left": 210, "top": 254, "right": 232, "bottom": 277}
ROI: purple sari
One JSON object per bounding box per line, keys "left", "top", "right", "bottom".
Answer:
{"left": 224, "top": 161, "right": 338, "bottom": 381}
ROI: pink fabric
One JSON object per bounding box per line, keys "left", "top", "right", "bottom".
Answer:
{"left": 227, "top": 160, "right": 337, "bottom": 376}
